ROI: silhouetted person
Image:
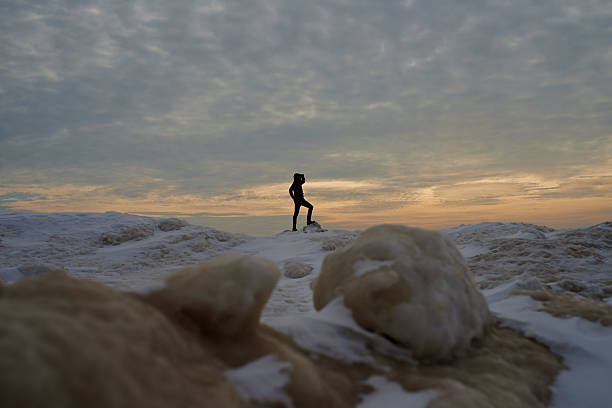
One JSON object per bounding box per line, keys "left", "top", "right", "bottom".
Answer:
{"left": 289, "top": 173, "right": 314, "bottom": 231}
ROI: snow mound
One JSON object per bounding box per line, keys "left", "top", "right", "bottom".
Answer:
{"left": 283, "top": 260, "right": 313, "bottom": 279}
{"left": 150, "top": 254, "right": 280, "bottom": 336}
{"left": 312, "top": 224, "right": 489, "bottom": 361}
{"left": 303, "top": 222, "right": 327, "bottom": 233}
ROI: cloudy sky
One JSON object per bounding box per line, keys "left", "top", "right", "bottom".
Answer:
{"left": 1, "top": 0, "right": 611, "bottom": 234}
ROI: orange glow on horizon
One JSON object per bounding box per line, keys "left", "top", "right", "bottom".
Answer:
{"left": 1, "top": 173, "right": 610, "bottom": 232}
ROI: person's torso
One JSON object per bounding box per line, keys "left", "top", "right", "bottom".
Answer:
{"left": 292, "top": 183, "right": 304, "bottom": 198}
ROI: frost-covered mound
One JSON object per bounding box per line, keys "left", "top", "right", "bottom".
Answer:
{"left": 445, "top": 222, "right": 612, "bottom": 300}
{"left": 0, "top": 212, "right": 249, "bottom": 290}
{"left": 0, "top": 255, "right": 563, "bottom": 408}
{"left": 312, "top": 224, "right": 489, "bottom": 361}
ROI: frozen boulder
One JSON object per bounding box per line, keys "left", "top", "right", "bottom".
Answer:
{"left": 283, "top": 260, "right": 313, "bottom": 279}
{"left": 152, "top": 254, "right": 280, "bottom": 336}
{"left": 312, "top": 224, "right": 489, "bottom": 361}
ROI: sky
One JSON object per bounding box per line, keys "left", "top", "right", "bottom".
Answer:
{"left": 1, "top": 0, "right": 611, "bottom": 235}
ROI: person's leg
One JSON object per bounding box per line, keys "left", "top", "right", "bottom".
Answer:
{"left": 292, "top": 200, "right": 301, "bottom": 231}
{"left": 301, "top": 199, "right": 314, "bottom": 224}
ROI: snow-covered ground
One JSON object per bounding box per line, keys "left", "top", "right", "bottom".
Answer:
{"left": 1, "top": 212, "right": 611, "bottom": 407}
{"left": 0, "top": 212, "right": 249, "bottom": 291}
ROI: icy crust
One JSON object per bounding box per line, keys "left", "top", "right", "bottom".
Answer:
{"left": 312, "top": 224, "right": 490, "bottom": 361}
{"left": 445, "top": 221, "right": 612, "bottom": 300}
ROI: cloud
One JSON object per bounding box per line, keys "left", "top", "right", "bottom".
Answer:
{"left": 1, "top": 0, "right": 611, "bottom": 231}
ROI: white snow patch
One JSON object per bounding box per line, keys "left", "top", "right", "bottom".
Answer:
{"left": 269, "top": 298, "right": 413, "bottom": 365}
{"left": 224, "top": 354, "right": 293, "bottom": 407}
{"left": 358, "top": 376, "right": 440, "bottom": 408}
{"left": 489, "top": 295, "right": 612, "bottom": 408}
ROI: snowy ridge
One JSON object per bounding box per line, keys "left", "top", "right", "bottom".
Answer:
{"left": 0, "top": 212, "right": 249, "bottom": 291}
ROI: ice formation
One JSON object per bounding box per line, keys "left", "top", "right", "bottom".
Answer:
{"left": 312, "top": 224, "right": 490, "bottom": 361}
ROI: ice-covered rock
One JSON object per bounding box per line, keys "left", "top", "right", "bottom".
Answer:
{"left": 150, "top": 254, "right": 280, "bottom": 336}
{"left": 303, "top": 222, "right": 327, "bottom": 233}
{"left": 312, "top": 224, "right": 489, "bottom": 361}
{"left": 283, "top": 260, "right": 313, "bottom": 279}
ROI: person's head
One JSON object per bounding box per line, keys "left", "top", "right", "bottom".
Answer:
{"left": 293, "top": 173, "right": 305, "bottom": 184}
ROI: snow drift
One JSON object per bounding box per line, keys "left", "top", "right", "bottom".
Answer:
{"left": 312, "top": 224, "right": 490, "bottom": 361}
